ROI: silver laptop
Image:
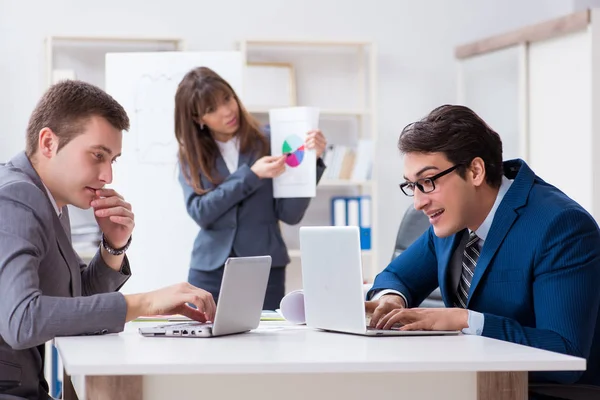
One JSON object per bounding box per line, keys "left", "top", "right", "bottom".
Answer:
{"left": 299, "top": 226, "right": 460, "bottom": 337}
{"left": 139, "top": 256, "right": 271, "bottom": 338}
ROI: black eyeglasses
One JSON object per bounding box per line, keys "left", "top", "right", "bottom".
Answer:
{"left": 399, "top": 164, "right": 462, "bottom": 197}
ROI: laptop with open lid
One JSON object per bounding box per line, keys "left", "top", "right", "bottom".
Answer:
{"left": 299, "top": 226, "right": 460, "bottom": 337}
{"left": 139, "top": 255, "right": 271, "bottom": 338}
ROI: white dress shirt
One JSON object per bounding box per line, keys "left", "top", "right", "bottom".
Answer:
{"left": 215, "top": 136, "right": 240, "bottom": 174}
{"left": 43, "top": 183, "right": 61, "bottom": 217}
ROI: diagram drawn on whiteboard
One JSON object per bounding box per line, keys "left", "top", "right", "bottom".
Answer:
{"left": 133, "top": 73, "right": 180, "bottom": 164}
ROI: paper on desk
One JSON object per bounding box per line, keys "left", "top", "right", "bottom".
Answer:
{"left": 269, "top": 107, "right": 319, "bottom": 198}
{"left": 278, "top": 285, "right": 375, "bottom": 325}
{"left": 261, "top": 310, "right": 286, "bottom": 321}
{"left": 278, "top": 289, "right": 306, "bottom": 324}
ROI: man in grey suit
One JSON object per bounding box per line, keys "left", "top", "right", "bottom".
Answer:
{"left": 0, "top": 80, "right": 216, "bottom": 400}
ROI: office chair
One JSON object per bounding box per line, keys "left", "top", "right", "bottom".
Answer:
{"left": 0, "top": 380, "right": 21, "bottom": 393}
{"left": 391, "top": 206, "right": 443, "bottom": 308}
{"left": 528, "top": 383, "right": 600, "bottom": 399}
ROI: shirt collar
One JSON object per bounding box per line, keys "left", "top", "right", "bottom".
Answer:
{"left": 42, "top": 183, "right": 62, "bottom": 217}
{"left": 473, "top": 175, "right": 513, "bottom": 242}
{"left": 215, "top": 135, "right": 239, "bottom": 150}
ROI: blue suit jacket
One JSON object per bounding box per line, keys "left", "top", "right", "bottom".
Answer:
{"left": 369, "top": 159, "right": 600, "bottom": 386}
{"left": 179, "top": 136, "right": 326, "bottom": 272}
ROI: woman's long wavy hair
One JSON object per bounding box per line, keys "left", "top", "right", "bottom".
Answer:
{"left": 175, "top": 66, "right": 268, "bottom": 194}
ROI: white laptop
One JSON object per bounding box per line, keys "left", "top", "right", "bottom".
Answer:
{"left": 139, "top": 256, "right": 271, "bottom": 338}
{"left": 299, "top": 226, "right": 460, "bottom": 337}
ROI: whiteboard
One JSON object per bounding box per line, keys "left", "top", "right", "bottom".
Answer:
{"left": 105, "top": 51, "right": 243, "bottom": 294}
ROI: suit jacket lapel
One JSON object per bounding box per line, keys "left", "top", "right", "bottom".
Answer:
{"left": 215, "top": 153, "right": 230, "bottom": 179}
{"left": 215, "top": 135, "right": 258, "bottom": 179}
{"left": 238, "top": 146, "right": 257, "bottom": 169}
{"left": 9, "top": 152, "right": 81, "bottom": 296}
{"left": 206, "top": 146, "right": 255, "bottom": 187}
{"left": 467, "top": 205, "right": 518, "bottom": 305}
{"left": 53, "top": 207, "right": 82, "bottom": 296}
{"left": 467, "top": 159, "right": 534, "bottom": 305}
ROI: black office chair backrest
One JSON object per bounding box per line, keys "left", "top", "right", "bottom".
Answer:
{"left": 391, "top": 206, "right": 431, "bottom": 261}
{"left": 0, "top": 380, "right": 21, "bottom": 393}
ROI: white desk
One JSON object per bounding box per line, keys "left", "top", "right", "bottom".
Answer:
{"left": 55, "top": 321, "right": 585, "bottom": 400}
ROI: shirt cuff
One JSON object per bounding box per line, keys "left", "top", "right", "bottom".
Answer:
{"left": 462, "top": 310, "right": 484, "bottom": 335}
{"left": 370, "top": 289, "right": 408, "bottom": 308}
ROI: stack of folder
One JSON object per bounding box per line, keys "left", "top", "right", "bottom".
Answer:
{"left": 330, "top": 196, "right": 372, "bottom": 250}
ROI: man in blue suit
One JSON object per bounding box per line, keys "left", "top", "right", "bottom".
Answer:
{"left": 367, "top": 105, "right": 600, "bottom": 388}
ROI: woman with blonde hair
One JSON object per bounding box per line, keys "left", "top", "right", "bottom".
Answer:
{"left": 175, "top": 66, "right": 327, "bottom": 310}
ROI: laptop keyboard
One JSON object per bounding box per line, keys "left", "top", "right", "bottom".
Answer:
{"left": 366, "top": 326, "right": 401, "bottom": 332}
{"left": 158, "top": 322, "right": 213, "bottom": 329}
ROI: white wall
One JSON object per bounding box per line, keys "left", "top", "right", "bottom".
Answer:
{"left": 528, "top": 30, "right": 593, "bottom": 213}
{"left": 0, "top": 0, "right": 573, "bottom": 272}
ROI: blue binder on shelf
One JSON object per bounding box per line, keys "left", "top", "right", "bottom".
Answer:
{"left": 330, "top": 196, "right": 372, "bottom": 250}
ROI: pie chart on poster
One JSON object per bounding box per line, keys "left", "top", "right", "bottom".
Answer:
{"left": 282, "top": 134, "right": 305, "bottom": 168}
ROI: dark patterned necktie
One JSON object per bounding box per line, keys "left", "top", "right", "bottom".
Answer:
{"left": 457, "top": 231, "right": 480, "bottom": 308}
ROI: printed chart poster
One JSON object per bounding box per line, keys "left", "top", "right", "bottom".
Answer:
{"left": 269, "top": 107, "right": 319, "bottom": 198}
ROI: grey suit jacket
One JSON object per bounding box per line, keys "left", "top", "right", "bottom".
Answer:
{"left": 178, "top": 143, "right": 326, "bottom": 271}
{"left": 0, "top": 152, "right": 130, "bottom": 400}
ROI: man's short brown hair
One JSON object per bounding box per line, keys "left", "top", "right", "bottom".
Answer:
{"left": 25, "top": 80, "right": 130, "bottom": 157}
{"left": 398, "top": 105, "right": 504, "bottom": 188}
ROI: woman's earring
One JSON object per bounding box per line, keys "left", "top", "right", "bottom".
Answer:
{"left": 200, "top": 123, "right": 205, "bottom": 130}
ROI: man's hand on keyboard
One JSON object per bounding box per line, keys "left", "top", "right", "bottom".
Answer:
{"left": 366, "top": 294, "right": 406, "bottom": 328}
{"left": 125, "top": 282, "right": 217, "bottom": 322}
